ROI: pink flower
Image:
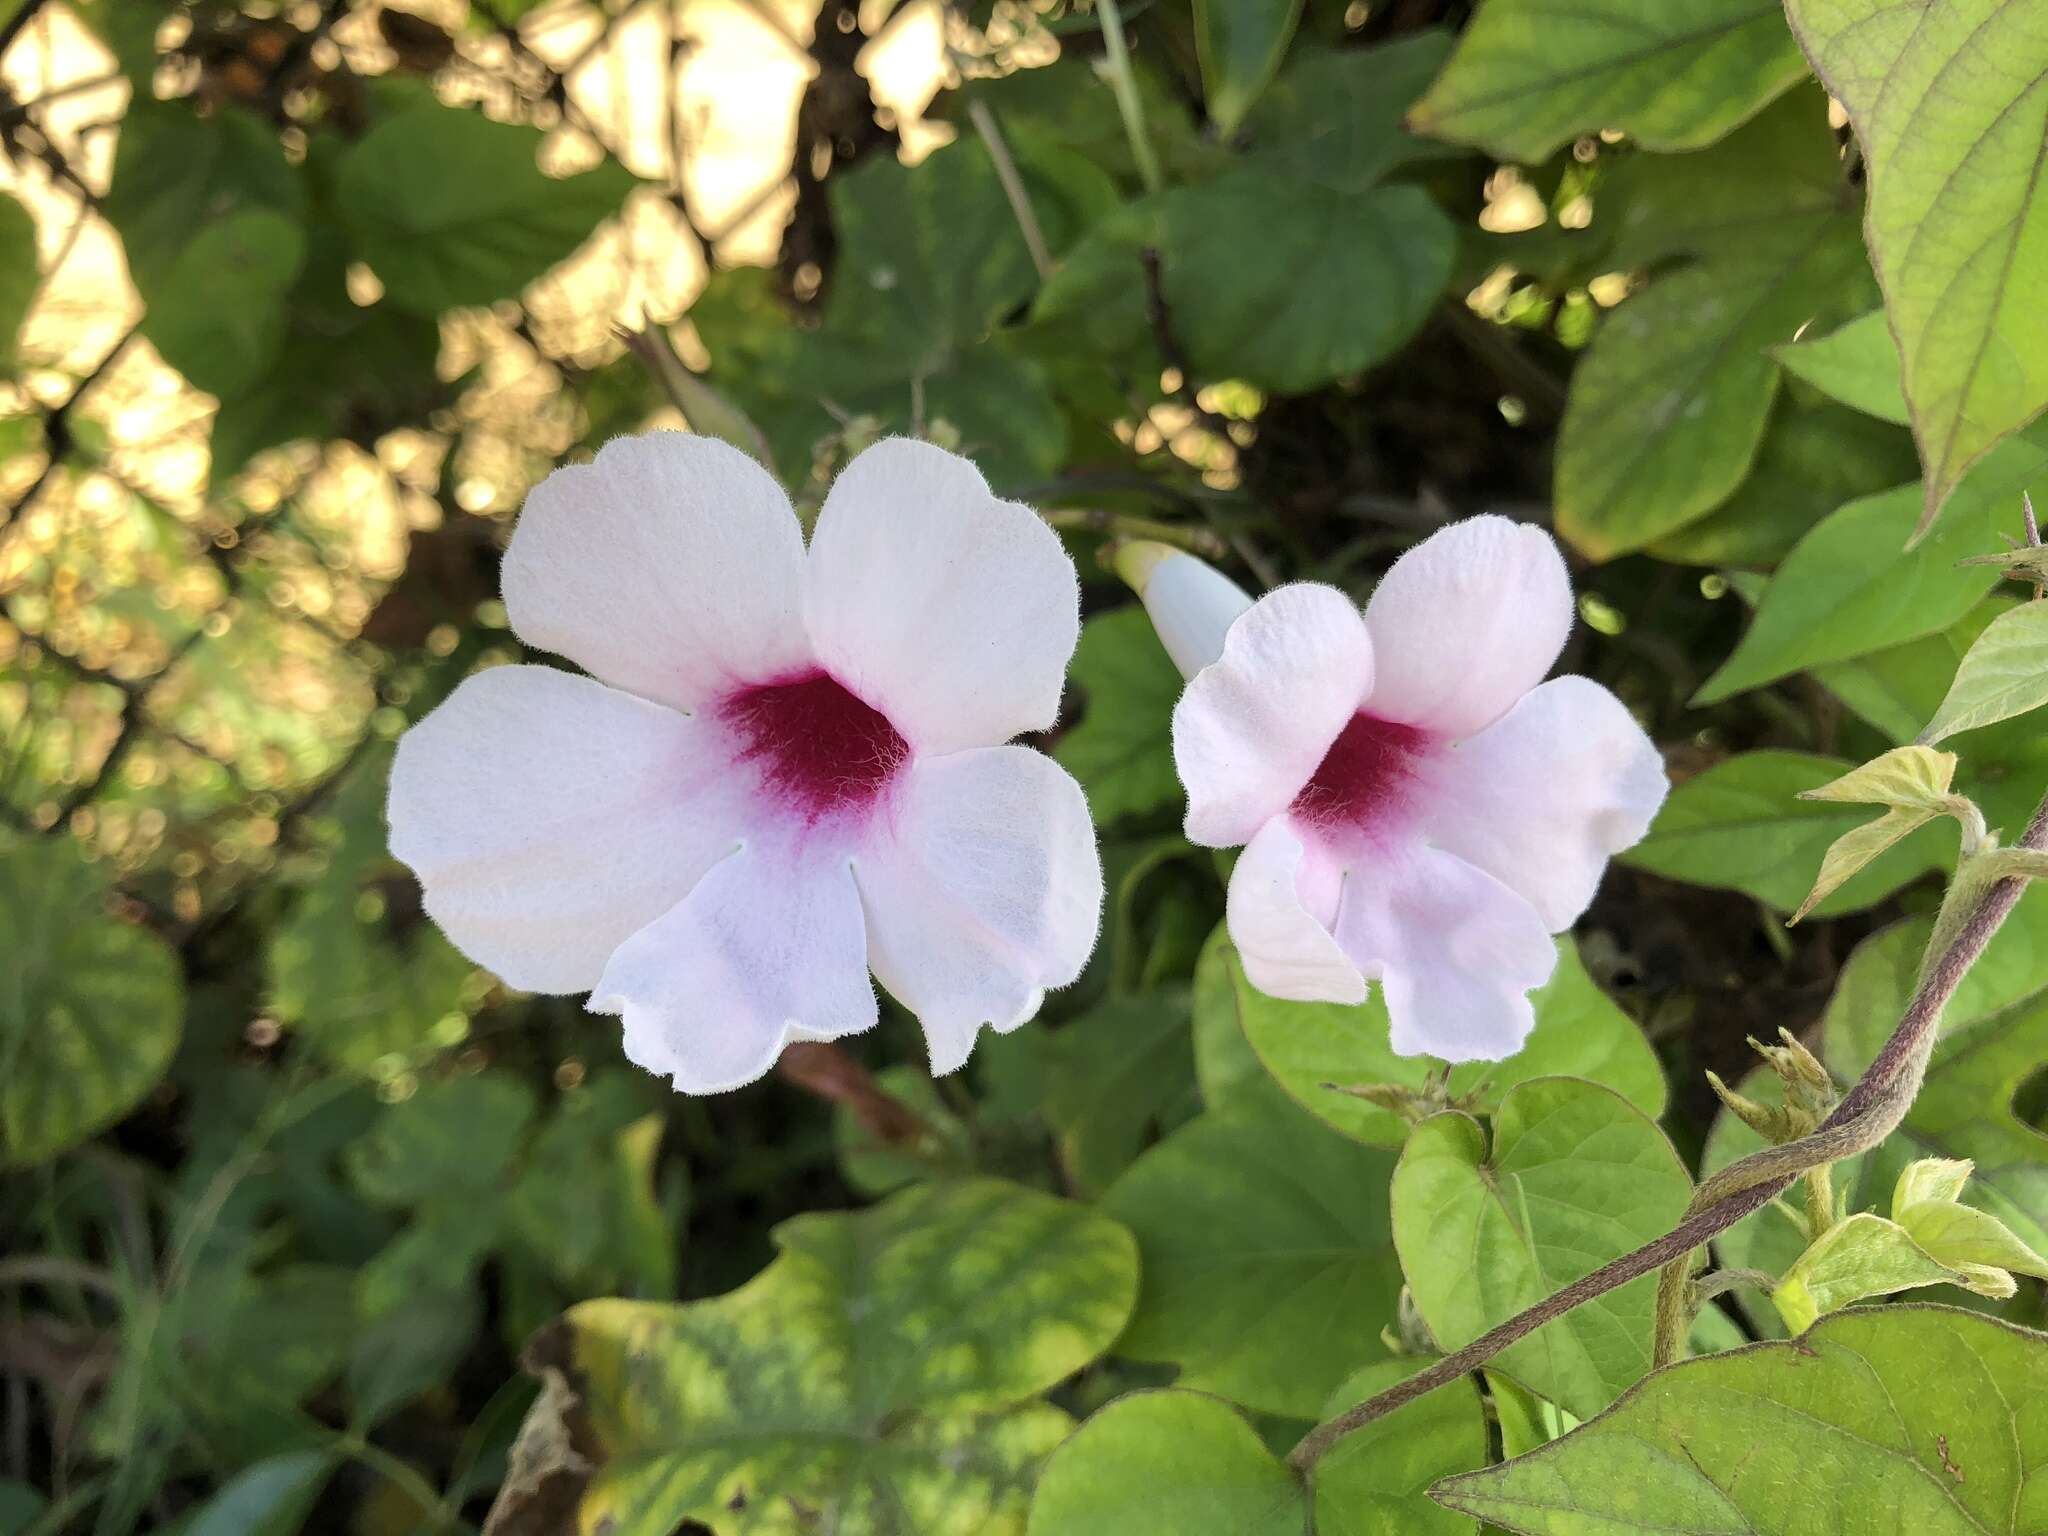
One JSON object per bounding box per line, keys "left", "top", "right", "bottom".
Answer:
{"left": 1129, "top": 516, "right": 1666, "bottom": 1061}
{"left": 387, "top": 433, "right": 1103, "bottom": 1093}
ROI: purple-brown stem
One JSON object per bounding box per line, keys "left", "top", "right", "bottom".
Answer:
{"left": 1286, "top": 786, "right": 2048, "bottom": 1475}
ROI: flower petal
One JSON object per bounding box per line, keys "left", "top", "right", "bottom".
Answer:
{"left": 386, "top": 664, "right": 747, "bottom": 994}
{"left": 853, "top": 746, "right": 1103, "bottom": 1075}
{"left": 1420, "top": 676, "right": 1668, "bottom": 930}
{"left": 803, "top": 438, "right": 1079, "bottom": 755}
{"left": 503, "top": 432, "right": 811, "bottom": 711}
{"left": 1362, "top": 514, "right": 1573, "bottom": 737}
{"left": 593, "top": 848, "right": 877, "bottom": 1095}
{"left": 1334, "top": 845, "right": 1556, "bottom": 1062}
{"left": 1173, "top": 583, "right": 1374, "bottom": 848}
{"left": 1225, "top": 818, "right": 1367, "bottom": 1005}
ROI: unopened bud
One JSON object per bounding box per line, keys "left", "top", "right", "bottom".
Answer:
{"left": 1113, "top": 541, "right": 1254, "bottom": 678}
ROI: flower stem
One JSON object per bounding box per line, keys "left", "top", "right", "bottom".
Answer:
{"left": 1287, "top": 783, "right": 2048, "bottom": 1476}
{"left": 1096, "top": 0, "right": 1162, "bottom": 195}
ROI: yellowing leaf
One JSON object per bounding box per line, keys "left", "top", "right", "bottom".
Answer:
{"left": 545, "top": 1178, "right": 1137, "bottom": 1536}
{"left": 1892, "top": 1157, "right": 1974, "bottom": 1213}
{"left": 1789, "top": 747, "right": 1962, "bottom": 922}
{"left": 1897, "top": 1201, "right": 2048, "bottom": 1287}
{"left": 1796, "top": 743, "right": 1959, "bottom": 810}
{"left": 1768, "top": 1213, "right": 1961, "bottom": 1333}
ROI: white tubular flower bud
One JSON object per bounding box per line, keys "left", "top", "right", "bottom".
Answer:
{"left": 1113, "top": 541, "right": 1255, "bottom": 679}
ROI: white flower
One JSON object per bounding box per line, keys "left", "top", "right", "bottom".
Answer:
{"left": 387, "top": 433, "right": 1103, "bottom": 1093}
{"left": 1129, "top": 517, "right": 1667, "bottom": 1062}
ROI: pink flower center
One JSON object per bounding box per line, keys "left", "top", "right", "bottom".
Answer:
{"left": 1292, "top": 712, "right": 1431, "bottom": 840}
{"left": 721, "top": 670, "right": 910, "bottom": 823}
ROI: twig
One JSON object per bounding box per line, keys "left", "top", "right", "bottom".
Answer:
{"left": 968, "top": 98, "right": 1051, "bottom": 280}
{"left": 1095, "top": 0, "right": 1161, "bottom": 194}
{"left": 0, "top": 1257, "right": 122, "bottom": 1301}
{"left": 776, "top": 1042, "right": 932, "bottom": 1146}
{"left": 1287, "top": 784, "right": 2048, "bottom": 1473}
{"left": 1045, "top": 506, "right": 1226, "bottom": 558}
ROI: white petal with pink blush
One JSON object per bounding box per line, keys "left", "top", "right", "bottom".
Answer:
{"left": 387, "top": 432, "right": 1103, "bottom": 1094}
{"left": 1142, "top": 516, "right": 1667, "bottom": 1063}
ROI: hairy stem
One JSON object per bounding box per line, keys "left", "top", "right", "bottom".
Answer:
{"left": 1288, "top": 786, "right": 2048, "bottom": 1475}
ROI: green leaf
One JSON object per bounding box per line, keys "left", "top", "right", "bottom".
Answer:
{"left": 1773, "top": 309, "right": 1909, "bottom": 423}
{"left": 1433, "top": 1307, "right": 2048, "bottom": 1534}
{"left": 832, "top": 1066, "right": 975, "bottom": 1199}
{"left": 1025, "top": 1391, "right": 1302, "bottom": 1536}
{"left": 1920, "top": 601, "right": 2048, "bottom": 743}
{"left": 1705, "top": 893, "right": 2048, "bottom": 1335}
{"left": 1812, "top": 598, "right": 2008, "bottom": 744}
{"left": 1026, "top": 1376, "right": 1486, "bottom": 1536}
{"left": 1034, "top": 40, "right": 1455, "bottom": 397}
{"left": 336, "top": 105, "right": 637, "bottom": 314}
{"left": 1828, "top": 953, "right": 2048, "bottom": 1259}
{"left": 1189, "top": 922, "right": 1274, "bottom": 1113}
{"left": 1556, "top": 226, "right": 1870, "bottom": 560}
{"left": 344, "top": 1073, "right": 538, "bottom": 1207}
{"left": 348, "top": 1286, "right": 480, "bottom": 1429}
{"left": 180, "top": 1451, "right": 333, "bottom": 1536}
{"left": 1165, "top": 177, "right": 1455, "bottom": 394}
{"left": 1786, "top": 0, "right": 2048, "bottom": 534}
{"left": 1232, "top": 936, "right": 1667, "bottom": 1148}
{"left": 512, "top": 1073, "right": 679, "bottom": 1302}
{"left": 698, "top": 138, "right": 1090, "bottom": 486}
{"left": 1406, "top": 0, "right": 1805, "bottom": 163}
{"left": 1768, "top": 1212, "right": 1963, "bottom": 1332}
{"left": 0, "top": 191, "right": 37, "bottom": 365}
{"left": 0, "top": 838, "right": 184, "bottom": 1166}
{"left": 1044, "top": 989, "right": 1197, "bottom": 1195}
{"left": 0, "top": 1479, "right": 46, "bottom": 1536}
{"left": 1622, "top": 750, "right": 1946, "bottom": 914}
{"left": 558, "top": 1178, "right": 1136, "bottom": 1535}
{"left": 1101, "top": 1093, "right": 1403, "bottom": 1419}
{"left": 1696, "top": 424, "right": 2048, "bottom": 700}
{"left": 1392, "top": 1078, "right": 1692, "bottom": 1420}
{"left": 101, "top": 99, "right": 307, "bottom": 397}
{"left": 1242, "top": 36, "right": 1461, "bottom": 191}
{"left": 1194, "top": 0, "right": 1303, "bottom": 134}
{"left": 1054, "top": 606, "right": 1185, "bottom": 826}
{"left": 1553, "top": 92, "right": 1872, "bottom": 561}
{"left": 143, "top": 208, "right": 309, "bottom": 398}
{"left": 1643, "top": 394, "right": 1919, "bottom": 567}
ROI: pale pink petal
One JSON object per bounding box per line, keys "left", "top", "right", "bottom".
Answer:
{"left": 1225, "top": 818, "right": 1367, "bottom": 1005}
{"left": 502, "top": 433, "right": 811, "bottom": 711}
{"left": 1172, "top": 583, "right": 1374, "bottom": 848}
{"left": 1362, "top": 515, "right": 1573, "bottom": 737}
{"left": 592, "top": 847, "right": 877, "bottom": 1095}
{"left": 1419, "top": 676, "right": 1668, "bottom": 930}
{"left": 803, "top": 438, "right": 1078, "bottom": 756}
{"left": 386, "top": 665, "right": 748, "bottom": 994}
{"left": 1334, "top": 844, "right": 1556, "bottom": 1062}
{"left": 852, "top": 746, "right": 1102, "bottom": 1075}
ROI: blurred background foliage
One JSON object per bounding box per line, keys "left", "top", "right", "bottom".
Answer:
{"left": 0, "top": 0, "right": 2045, "bottom": 1532}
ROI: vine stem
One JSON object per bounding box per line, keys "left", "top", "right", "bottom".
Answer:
{"left": 1286, "top": 785, "right": 2048, "bottom": 1475}
{"left": 1095, "top": 0, "right": 1162, "bottom": 195}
